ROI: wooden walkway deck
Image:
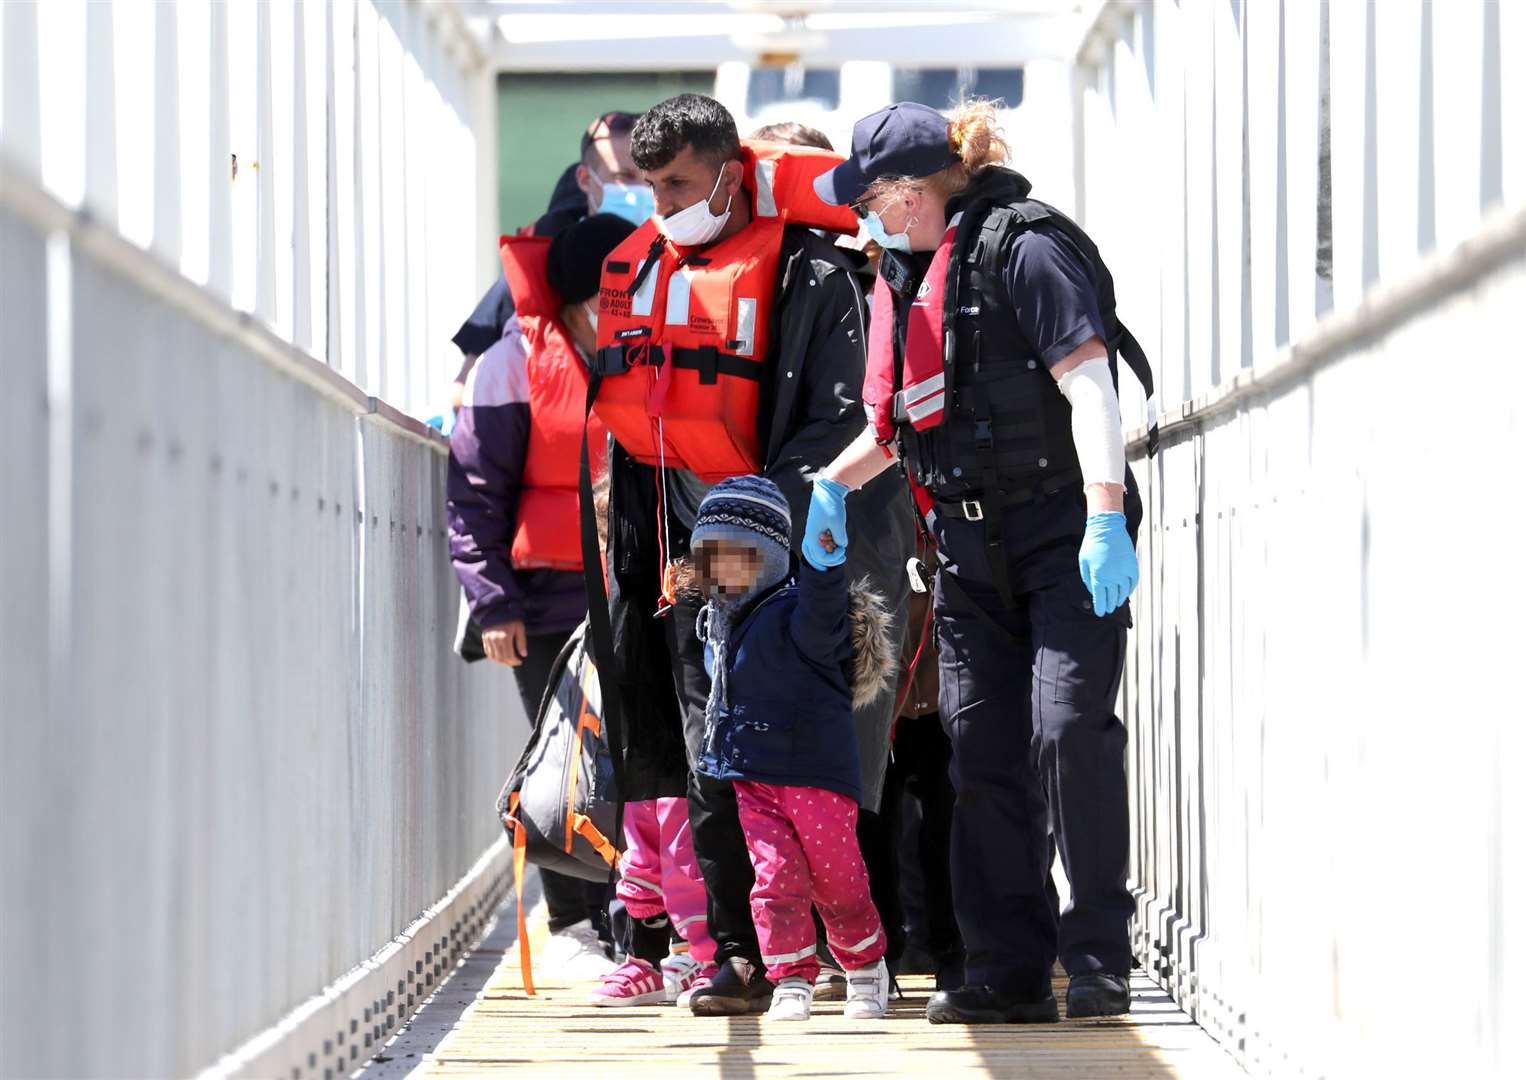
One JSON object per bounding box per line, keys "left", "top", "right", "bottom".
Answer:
{"left": 371, "top": 899, "right": 1246, "bottom": 1080}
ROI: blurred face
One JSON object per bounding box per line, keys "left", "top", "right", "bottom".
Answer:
{"left": 694, "top": 539, "right": 764, "bottom": 598}
{"left": 577, "top": 132, "right": 640, "bottom": 212}
{"left": 641, "top": 144, "right": 742, "bottom": 220}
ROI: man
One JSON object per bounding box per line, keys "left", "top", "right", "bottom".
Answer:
{"left": 593, "top": 94, "right": 914, "bottom": 1015}
{"left": 444, "top": 109, "right": 648, "bottom": 977}
{"left": 448, "top": 112, "right": 649, "bottom": 411}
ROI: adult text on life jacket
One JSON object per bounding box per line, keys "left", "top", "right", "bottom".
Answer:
{"left": 499, "top": 233, "right": 608, "bottom": 571}
{"left": 591, "top": 142, "right": 859, "bottom": 482}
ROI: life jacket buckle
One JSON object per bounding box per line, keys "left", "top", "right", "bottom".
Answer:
{"left": 973, "top": 418, "right": 994, "bottom": 450}
{"left": 961, "top": 498, "right": 984, "bottom": 522}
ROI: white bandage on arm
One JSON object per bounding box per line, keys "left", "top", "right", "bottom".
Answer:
{"left": 1057, "top": 357, "right": 1126, "bottom": 488}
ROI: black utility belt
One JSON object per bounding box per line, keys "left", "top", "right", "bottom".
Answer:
{"left": 594, "top": 341, "right": 764, "bottom": 384}
{"left": 931, "top": 469, "right": 1083, "bottom": 521}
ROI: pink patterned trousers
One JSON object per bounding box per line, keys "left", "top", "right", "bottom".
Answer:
{"left": 733, "top": 781, "right": 886, "bottom": 984}
{"left": 615, "top": 796, "right": 715, "bottom": 965}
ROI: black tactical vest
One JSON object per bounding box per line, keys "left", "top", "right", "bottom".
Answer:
{"left": 891, "top": 169, "right": 1156, "bottom": 509}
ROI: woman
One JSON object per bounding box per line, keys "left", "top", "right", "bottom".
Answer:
{"left": 805, "top": 99, "right": 1155, "bottom": 1025}
{"left": 448, "top": 213, "right": 640, "bottom": 980}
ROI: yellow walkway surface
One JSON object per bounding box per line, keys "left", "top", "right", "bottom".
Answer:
{"left": 385, "top": 911, "right": 1247, "bottom": 1080}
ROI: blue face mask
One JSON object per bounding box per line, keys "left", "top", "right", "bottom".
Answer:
{"left": 863, "top": 208, "right": 914, "bottom": 253}
{"left": 596, "top": 179, "right": 656, "bottom": 226}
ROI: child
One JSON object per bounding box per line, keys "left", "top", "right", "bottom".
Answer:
{"left": 584, "top": 476, "right": 718, "bottom": 1007}
{"left": 688, "top": 476, "right": 895, "bottom": 1022}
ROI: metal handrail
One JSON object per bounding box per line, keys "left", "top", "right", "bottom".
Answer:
{"left": 0, "top": 155, "right": 448, "bottom": 454}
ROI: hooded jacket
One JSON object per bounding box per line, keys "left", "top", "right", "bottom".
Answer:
{"left": 687, "top": 561, "right": 895, "bottom": 804}
{"left": 447, "top": 317, "right": 587, "bottom": 635}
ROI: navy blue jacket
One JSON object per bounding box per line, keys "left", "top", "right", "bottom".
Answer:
{"left": 695, "top": 563, "right": 862, "bottom": 804}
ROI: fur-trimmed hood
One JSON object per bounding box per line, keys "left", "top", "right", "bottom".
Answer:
{"left": 670, "top": 557, "right": 895, "bottom": 710}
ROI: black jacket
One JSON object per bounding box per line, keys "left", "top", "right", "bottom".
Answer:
{"left": 607, "top": 224, "right": 915, "bottom": 806}
{"left": 726, "top": 226, "right": 915, "bottom": 810}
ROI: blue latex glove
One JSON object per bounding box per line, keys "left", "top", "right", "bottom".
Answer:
{"left": 802, "top": 477, "right": 850, "bottom": 570}
{"left": 1078, "top": 511, "right": 1138, "bottom": 617}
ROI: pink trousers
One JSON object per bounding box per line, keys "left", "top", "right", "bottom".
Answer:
{"left": 616, "top": 796, "right": 715, "bottom": 965}
{"left": 733, "top": 781, "right": 886, "bottom": 984}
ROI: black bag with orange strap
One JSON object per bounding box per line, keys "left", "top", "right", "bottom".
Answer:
{"left": 496, "top": 619, "right": 621, "bottom": 883}
{"left": 495, "top": 620, "right": 621, "bottom": 996}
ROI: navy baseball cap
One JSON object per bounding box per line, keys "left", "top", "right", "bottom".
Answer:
{"left": 814, "top": 102, "right": 959, "bottom": 206}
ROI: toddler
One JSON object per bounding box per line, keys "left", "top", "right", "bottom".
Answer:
{"left": 689, "top": 475, "right": 894, "bottom": 1021}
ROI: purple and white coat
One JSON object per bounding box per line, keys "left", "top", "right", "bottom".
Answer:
{"left": 446, "top": 317, "right": 587, "bottom": 636}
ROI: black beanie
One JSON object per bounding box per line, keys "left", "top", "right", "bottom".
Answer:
{"left": 546, "top": 212, "right": 638, "bottom": 304}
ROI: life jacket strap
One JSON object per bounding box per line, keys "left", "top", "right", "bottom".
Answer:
{"left": 667, "top": 345, "right": 767, "bottom": 385}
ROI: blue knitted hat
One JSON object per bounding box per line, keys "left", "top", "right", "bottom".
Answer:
{"left": 691, "top": 475, "right": 792, "bottom": 762}
{"left": 690, "top": 475, "right": 792, "bottom": 602}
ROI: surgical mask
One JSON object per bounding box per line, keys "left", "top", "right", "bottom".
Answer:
{"left": 657, "top": 167, "right": 732, "bottom": 247}
{"left": 583, "top": 301, "right": 599, "bottom": 333}
{"left": 595, "top": 176, "right": 655, "bottom": 226}
{"left": 863, "top": 208, "right": 914, "bottom": 254}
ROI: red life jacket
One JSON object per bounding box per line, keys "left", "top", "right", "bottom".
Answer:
{"left": 592, "top": 142, "right": 859, "bottom": 482}
{"left": 863, "top": 215, "right": 961, "bottom": 447}
{"left": 498, "top": 233, "right": 608, "bottom": 571}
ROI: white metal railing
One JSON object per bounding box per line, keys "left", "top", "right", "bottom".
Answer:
{"left": 1071, "top": 3, "right": 1526, "bottom": 1078}
{"left": 1072, "top": 0, "right": 1523, "bottom": 433}
{"left": 1, "top": 3, "right": 524, "bottom": 1077}
{"left": 3, "top": 0, "right": 494, "bottom": 423}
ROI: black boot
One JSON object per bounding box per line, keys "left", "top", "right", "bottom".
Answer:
{"left": 688, "top": 957, "right": 774, "bottom": 1016}
{"left": 927, "top": 984, "right": 1058, "bottom": 1025}
{"left": 1066, "top": 973, "right": 1130, "bottom": 1018}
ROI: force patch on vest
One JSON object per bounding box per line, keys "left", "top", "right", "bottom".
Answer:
{"left": 958, "top": 304, "right": 981, "bottom": 316}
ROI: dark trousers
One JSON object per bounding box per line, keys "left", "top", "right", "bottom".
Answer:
{"left": 516, "top": 628, "right": 611, "bottom": 937}
{"left": 933, "top": 565, "right": 1132, "bottom": 995}
{"left": 687, "top": 771, "right": 764, "bottom": 968}
{"left": 664, "top": 587, "right": 763, "bottom": 969}
{"left": 880, "top": 714, "right": 962, "bottom": 967}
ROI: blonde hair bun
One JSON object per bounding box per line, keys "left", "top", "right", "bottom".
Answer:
{"left": 947, "top": 98, "right": 1009, "bottom": 171}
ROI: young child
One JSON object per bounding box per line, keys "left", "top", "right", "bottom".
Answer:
{"left": 688, "top": 476, "right": 895, "bottom": 1021}
{"left": 585, "top": 476, "right": 718, "bottom": 1008}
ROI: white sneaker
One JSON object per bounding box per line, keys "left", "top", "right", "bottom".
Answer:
{"left": 660, "top": 951, "right": 716, "bottom": 1003}
{"left": 675, "top": 970, "right": 713, "bottom": 1009}
{"left": 766, "top": 977, "right": 813, "bottom": 1021}
{"left": 843, "top": 960, "right": 890, "bottom": 1019}
{"left": 541, "top": 919, "right": 618, "bottom": 980}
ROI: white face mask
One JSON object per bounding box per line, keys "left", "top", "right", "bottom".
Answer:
{"left": 863, "top": 206, "right": 915, "bottom": 253}
{"left": 657, "top": 166, "right": 733, "bottom": 247}
{"left": 583, "top": 301, "right": 599, "bottom": 333}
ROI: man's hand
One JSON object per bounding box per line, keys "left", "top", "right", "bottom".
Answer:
{"left": 482, "top": 620, "right": 529, "bottom": 667}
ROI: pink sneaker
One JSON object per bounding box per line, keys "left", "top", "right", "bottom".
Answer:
{"left": 589, "top": 958, "right": 666, "bottom": 1007}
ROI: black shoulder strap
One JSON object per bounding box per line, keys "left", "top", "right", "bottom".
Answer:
{"left": 978, "top": 201, "right": 1160, "bottom": 456}
{"left": 578, "top": 379, "right": 627, "bottom": 876}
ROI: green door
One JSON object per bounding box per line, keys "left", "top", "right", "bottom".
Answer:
{"left": 497, "top": 72, "right": 716, "bottom": 234}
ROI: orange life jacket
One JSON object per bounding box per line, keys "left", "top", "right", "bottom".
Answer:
{"left": 592, "top": 142, "right": 859, "bottom": 482}
{"left": 498, "top": 233, "right": 608, "bottom": 571}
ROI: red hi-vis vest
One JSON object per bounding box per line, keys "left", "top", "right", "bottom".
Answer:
{"left": 498, "top": 233, "right": 608, "bottom": 571}
{"left": 863, "top": 215, "right": 962, "bottom": 447}
{"left": 592, "top": 142, "right": 860, "bottom": 482}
